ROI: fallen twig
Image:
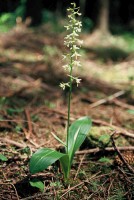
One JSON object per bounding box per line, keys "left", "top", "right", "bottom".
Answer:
{"left": 31, "top": 105, "right": 134, "bottom": 138}
{"left": 112, "top": 99, "right": 134, "bottom": 110}
{"left": 120, "top": 131, "right": 134, "bottom": 139}
{"left": 76, "top": 146, "right": 134, "bottom": 155}
{"left": 89, "top": 90, "right": 125, "bottom": 108}
{"left": 0, "top": 137, "right": 27, "bottom": 148}
{"left": 111, "top": 131, "right": 134, "bottom": 174}
{"left": 74, "top": 153, "right": 86, "bottom": 180}
{"left": 92, "top": 118, "right": 134, "bottom": 137}
{"left": 60, "top": 182, "right": 85, "bottom": 198}
{"left": 25, "top": 108, "right": 33, "bottom": 139}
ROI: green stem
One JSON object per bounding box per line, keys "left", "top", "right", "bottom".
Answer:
{"left": 66, "top": 15, "right": 75, "bottom": 154}
{"left": 66, "top": 57, "right": 73, "bottom": 154}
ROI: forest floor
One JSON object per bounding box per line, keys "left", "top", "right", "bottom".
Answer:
{"left": 0, "top": 24, "right": 134, "bottom": 199}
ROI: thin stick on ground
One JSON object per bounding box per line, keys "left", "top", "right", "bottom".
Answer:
{"left": 92, "top": 119, "right": 134, "bottom": 138}
{"left": 107, "top": 176, "right": 115, "bottom": 198}
{"left": 25, "top": 108, "right": 33, "bottom": 139}
{"left": 111, "top": 131, "right": 134, "bottom": 174}
{"left": 76, "top": 146, "right": 134, "bottom": 155}
{"left": 60, "top": 182, "right": 85, "bottom": 198}
{"left": 0, "top": 137, "right": 27, "bottom": 148}
{"left": 113, "top": 98, "right": 134, "bottom": 110}
{"left": 89, "top": 90, "right": 125, "bottom": 108}
{"left": 74, "top": 153, "right": 86, "bottom": 180}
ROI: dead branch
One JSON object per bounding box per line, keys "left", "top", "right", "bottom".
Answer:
{"left": 24, "top": 108, "right": 33, "bottom": 139}
{"left": 92, "top": 119, "right": 134, "bottom": 138}
{"left": 112, "top": 99, "right": 134, "bottom": 110}
{"left": 76, "top": 146, "right": 134, "bottom": 155}
{"left": 89, "top": 90, "right": 125, "bottom": 108}
{"left": 31, "top": 105, "right": 134, "bottom": 138}
{"left": 74, "top": 154, "right": 86, "bottom": 180}
{"left": 111, "top": 131, "right": 134, "bottom": 174}
{"left": 120, "top": 132, "right": 134, "bottom": 139}
{"left": 0, "top": 137, "right": 26, "bottom": 148}
{"left": 61, "top": 182, "right": 85, "bottom": 198}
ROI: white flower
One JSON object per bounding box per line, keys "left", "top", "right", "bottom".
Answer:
{"left": 77, "top": 39, "right": 83, "bottom": 46}
{"left": 62, "top": 55, "right": 67, "bottom": 60}
{"left": 71, "top": 52, "right": 81, "bottom": 59}
{"left": 73, "top": 60, "right": 81, "bottom": 67}
{"left": 65, "top": 34, "right": 71, "bottom": 40}
{"left": 68, "top": 15, "right": 72, "bottom": 19}
{"left": 76, "top": 78, "right": 81, "bottom": 86}
{"left": 71, "top": 3, "right": 76, "bottom": 6}
{"left": 77, "top": 13, "right": 82, "bottom": 16}
{"left": 59, "top": 83, "right": 65, "bottom": 90}
{"left": 60, "top": 3, "right": 82, "bottom": 89}
{"left": 72, "top": 31, "right": 79, "bottom": 37}
{"left": 75, "top": 28, "right": 81, "bottom": 33}
{"left": 72, "top": 45, "right": 79, "bottom": 50}
{"left": 62, "top": 64, "right": 70, "bottom": 71}
{"left": 64, "top": 25, "right": 70, "bottom": 30}
{"left": 60, "top": 82, "right": 70, "bottom": 90}
{"left": 76, "top": 21, "right": 82, "bottom": 27}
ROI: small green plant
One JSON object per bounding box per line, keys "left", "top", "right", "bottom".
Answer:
{"left": 29, "top": 178, "right": 44, "bottom": 192}
{"left": 0, "top": 154, "right": 8, "bottom": 161}
{"left": 127, "top": 109, "right": 134, "bottom": 115}
{"left": 99, "top": 157, "right": 112, "bottom": 164}
{"left": 0, "top": 97, "right": 7, "bottom": 110}
{"left": 29, "top": 3, "right": 92, "bottom": 182}
{"left": 6, "top": 108, "right": 23, "bottom": 116}
{"left": 0, "top": 0, "right": 26, "bottom": 32}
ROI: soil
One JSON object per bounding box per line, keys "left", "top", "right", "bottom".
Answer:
{"left": 0, "top": 25, "right": 134, "bottom": 200}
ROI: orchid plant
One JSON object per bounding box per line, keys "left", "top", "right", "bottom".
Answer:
{"left": 29, "top": 3, "right": 92, "bottom": 182}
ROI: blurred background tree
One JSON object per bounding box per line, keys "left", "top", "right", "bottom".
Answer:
{"left": 93, "top": 0, "right": 110, "bottom": 35}
{"left": 25, "top": 0, "right": 43, "bottom": 25}
{"left": 0, "top": 0, "right": 133, "bottom": 32}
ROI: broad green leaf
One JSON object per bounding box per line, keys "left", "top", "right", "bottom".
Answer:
{"left": 29, "top": 148, "right": 65, "bottom": 174}
{"left": 67, "top": 116, "right": 92, "bottom": 163}
{"left": 30, "top": 178, "right": 44, "bottom": 192}
{"left": 0, "top": 154, "right": 8, "bottom": 161}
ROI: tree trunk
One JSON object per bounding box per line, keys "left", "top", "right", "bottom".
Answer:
{"left": 94, "top": 0, "right": 110, "bottom": 35}
{"left": 25, "top": 0, "right": 43, "bottom": 26}
{"left": 79, "top": 0, "right": 86, "bottom": 17}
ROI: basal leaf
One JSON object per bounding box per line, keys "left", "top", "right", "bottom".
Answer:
{"left": 30, "top": 178, "right": 44, "bottom": 192}
{"left": 67, "top": 116, "right": 92, "bottom": 163}
{"left": 29, "top": 148, "right": 65, "bottom": 174}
